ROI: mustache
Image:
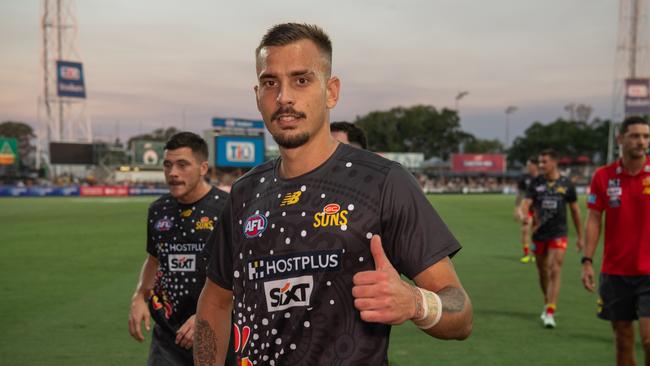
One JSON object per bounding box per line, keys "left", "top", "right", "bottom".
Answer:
{"left": 271, "top": 106, "right": 306, "bottom": 121}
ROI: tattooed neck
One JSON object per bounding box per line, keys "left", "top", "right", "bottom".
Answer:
{"left": 194, "top": 319, "right": 218, "bottom": 366}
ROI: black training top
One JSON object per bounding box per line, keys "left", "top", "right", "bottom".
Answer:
{"left": 517, "top": 173, "right": 536, "bottom": 193}
{"left": 147, "top": 186, "right": 228, "bottom": 332}
{"left": 526, "top": 175, "right": 577, "bottom": 242}
{"left": 207, "top": 143, "right": 461, "bottom": 366}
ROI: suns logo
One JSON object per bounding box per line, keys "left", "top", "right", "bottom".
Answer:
{"left": 243, "top": 214, "right": 267, "bottom": 238}
{"left": 313, "top": 203, "right": 349, "bottom": 228}
{"left": 195, "top": 216, "right": 213, "bottom": 230}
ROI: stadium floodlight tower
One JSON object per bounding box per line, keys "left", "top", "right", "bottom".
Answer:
{"left": 610, "top": 0, "right": 649, "bottom": 162}
{"left": 39, "top": 0, "right": 92, "bottom": 148}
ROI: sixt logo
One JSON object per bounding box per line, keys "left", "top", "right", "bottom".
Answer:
{"left": 226, "top": 141, "right": 255, "bottom": 163}
{"left": 155, "top": 218, "right": 173, "bottom": 232}
{"left": 263, "top": 275, "right": 313, "bottom": 312}
{"left": 243, "top": 214, "right": 267, "bottom": 238}
{"left": 313, "top": 203, "right": 348, "bottom": 228}
{"left": 195, "top": 216, "right": 214, "bottom": 231}
{"left": 280, "top": 191, "right": 302, "bottom": 206}
{"left": 168, "top": 254, "right": 196, "bottom": 272}
{"left": 180, "top": 209, "right": 192, "bottom": 218}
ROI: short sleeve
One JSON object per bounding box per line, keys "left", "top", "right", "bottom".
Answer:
{"left": 525, "top": 179, "right": 537, "bottom": 200}
{"left": 566, "top": 181, "right": 578, "bottom": 203}
{"left": 146, "top": 205, "right": 157, "bottom": 257}
{"left": 587, "top": 169, "right": 605, "bottom": 212}
{"left": 206, "top": 195, "right": 234, "bottom": 290}
{"left": 379, "top": 164, "right": 462, "bottom": 280}
{"left": 517, "top": 177, "right": 526, "bottom": 191}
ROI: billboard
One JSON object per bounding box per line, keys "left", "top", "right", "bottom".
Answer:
{"left": 50, "top": 142, "right": 94, "bottom": 165}
{"left": 451, "top": 154, "right": 506, "bottom": 173}
{"left": 133, "top": 140, "right": 165, "bottom": 166}
{"left": 57, "top": 60, "right": 86, "bottom": 98}
{"left": 215, "top": 135, "right": 265, "bottom": 168}
{"left": 376, "top": 152, "right": 424, "bottom": 169}
{"left": 625, "top": 78, "right": 650, "bottom": 116}
{"left": 212, "top": 118, "right": 265, "bottom": 130}
{"left": 0, "top": 138, "right": 18, "bottom": 165}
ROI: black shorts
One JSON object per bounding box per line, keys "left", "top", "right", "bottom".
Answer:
{"left": 598, "top": 274, "right": 650, "bottom": 321}
{"left": 148, "top": 324, "right": 194, "bottom": 366}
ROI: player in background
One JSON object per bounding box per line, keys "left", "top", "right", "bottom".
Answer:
{"left": 515, "top": 157, "right": 539, "bottom": 263}
{"left": 128, "top": 132, "right": 231, "bottom": 365}
{"left": 213, "top": 167, "right": 243, "bottom": 193}
{"left": 582, "top": 116, "right": 650, "bottom": 366}
{"left": 521, "top": 149, "right": 583, "bottom": 328}
{"left": 330, "top": 121, "right": 368, "bottom": 149}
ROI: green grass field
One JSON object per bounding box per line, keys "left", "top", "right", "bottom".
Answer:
{"left": 0, "top": 195, "right": 637, "bottom": 365}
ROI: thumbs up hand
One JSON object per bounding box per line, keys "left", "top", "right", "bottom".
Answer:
{"left": 352, "top": 235, "right": 418, "bottom": 325}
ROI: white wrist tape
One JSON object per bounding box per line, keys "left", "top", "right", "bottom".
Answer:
{"left": 413, "top": 287, "right": 443, "bottom": 329}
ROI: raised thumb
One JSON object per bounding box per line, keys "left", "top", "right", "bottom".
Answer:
{"left": 370, "top": 235, "right": 392, "bottom": 270}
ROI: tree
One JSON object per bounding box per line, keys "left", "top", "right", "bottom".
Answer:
{"left": 463, "top": 137, "right": 505, "bottom": 154}
{"left": 508, "top": 118, "right": 610, "bottom": 165}
{"left": 355, "top": 105, "right": 471, "bottom": 159}
{"left": 0, "top": 121, "right": 37, "bottom": 172}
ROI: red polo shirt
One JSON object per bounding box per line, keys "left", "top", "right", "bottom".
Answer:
{"left": 587, "top": 158, "right": 650, "bottom": 275}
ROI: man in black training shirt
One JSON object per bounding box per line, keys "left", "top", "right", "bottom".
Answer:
{"left": 515, "top": 157, "right": 539, "bottom": 263}
{"left": 521, "top": 149, "right": 583, "bottom": 329}
{"left": 128, "top": 132, "right": 229, "bottom": 365}
{"left": 330, "top": 121, "right": 367, "bottom": 149}
{"left": 194, "top": 23, "right": 473, "bottom": 366}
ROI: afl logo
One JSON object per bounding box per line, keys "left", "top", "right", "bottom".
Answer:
{"left": 244, "top": 214, "right": 267, "bottom": 238}
{"left": 155, "top": 218, "right": 173, "bottom": 232}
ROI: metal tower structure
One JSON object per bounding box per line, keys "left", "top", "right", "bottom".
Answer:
{"left": 610, "top": 0, "right": 649, "bottom": 162}
{"left": 40, "top": 0, "right": 91, "bottom": 145}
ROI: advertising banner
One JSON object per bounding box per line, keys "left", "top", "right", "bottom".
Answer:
{"left": 57, "top": 60, "right": 86, "bottom": 98}
{"left": 0, "top": 186, "right": 80, "bottom": 197}
{"left": 80, "top": 186, "right": 129, "bottom": 197}
{"left": 0, "top": 138, "right": 18, "bottom": 165}
{"left": 133, "top": 140, "right": 165, "bottom": 166}
{"left": 376, "top": 152, "right": 424, "bottom": 169}
{"left": 212, "top": 118, "right": 265, "bottom": 130}
{"left": 451, "top": 154, "right": 506, "bottom": 173}
{"left": 215, "top": 135, "right": 265, "bottom": 168}
{"left": 625, "top": 78, "right": 650, "bottom": 116}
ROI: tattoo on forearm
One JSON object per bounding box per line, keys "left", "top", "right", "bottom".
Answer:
{"left": 194, "top": 319, "right": 218, "bottom": 366}
{"left": 438, "top": 287, "right": 466, "bottom": 313}
{"left": 412, "top": 285, "right": 424, "bottom": 320}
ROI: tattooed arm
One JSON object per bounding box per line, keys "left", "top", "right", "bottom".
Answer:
{"left": 194, "top": 279, "right": 233, "bottom": 366}
{"left": 413, "top": 257, "right": 473, "bottom": 340}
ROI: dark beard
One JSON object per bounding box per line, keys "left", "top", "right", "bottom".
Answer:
{"left": 273, "top": 131, "right": 310, "bottom": 149}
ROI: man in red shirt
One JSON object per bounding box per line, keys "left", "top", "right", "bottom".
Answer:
{"left": 582, "top": 116, "right": 650, "bottom": 366}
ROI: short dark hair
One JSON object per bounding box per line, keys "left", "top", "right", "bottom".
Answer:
{"left": 256, "top": 23, "right": 332, "bottom": 75}
{"left": 330, "top": 121, "right": 367, "bottom": 149}
{"left": 620, "top": 116, "right": 649, "bottom": 134}
{"left": 539, "top": 148, "right": 558, "bottom": 161}
{"left": 165, "top": 132, "right": 208, "bottom": 162}
{"left": 527, "top": 156, "right": 538, "bottom": 165}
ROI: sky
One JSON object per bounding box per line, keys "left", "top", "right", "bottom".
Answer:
{"left": 0, "top": 0, "right": 630, "bottom": 147}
